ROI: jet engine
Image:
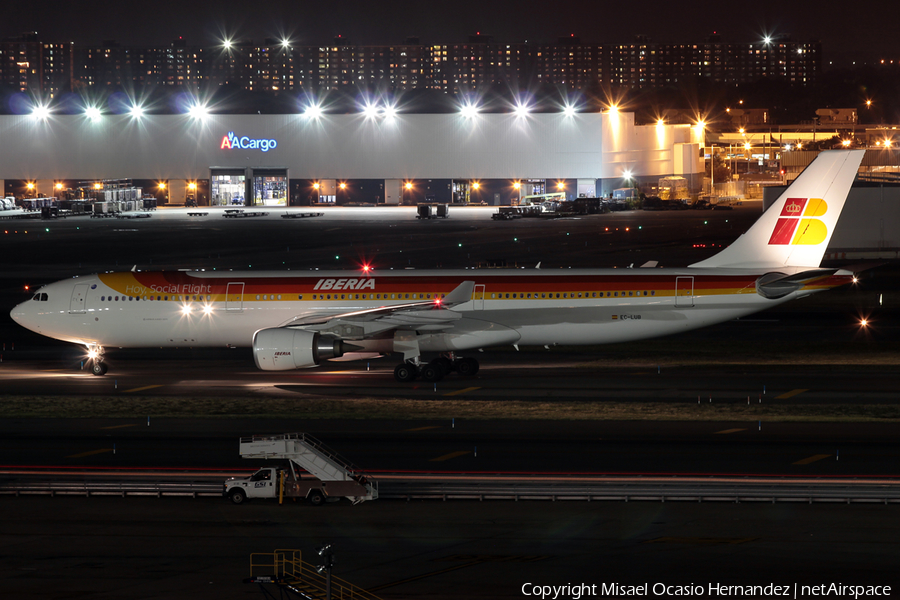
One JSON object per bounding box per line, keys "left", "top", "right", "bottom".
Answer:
{"left": 252, "top": 328, "right": 348, "bottom": 371}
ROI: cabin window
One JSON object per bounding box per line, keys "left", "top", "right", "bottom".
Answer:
{"left": 298, "top": 295, "right": 303, "bottom": 300}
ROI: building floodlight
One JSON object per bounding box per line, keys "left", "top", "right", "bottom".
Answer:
{"left": 304, "top": 103, "right": 323, "bottom": 119}
{"left": 513, "top": 101, "right": 531, "bottom": 118}
{"left": 129, "top": 104, "right": 145, "bottom": 119}
{"left": 382, "top": 103, "right": 398, "bottom": 120}
{"left": 362, "top": 102, "right": 379, "bottom": 119}
{"left": 223, "top": 39, "right": 233, "bottom": 50}
{"left": 188, "top": 102, "right": 209, "bottom": 120}
{"left": 459, "top": 102, "right": 479, "bottom": 119}
{"left": 563, "top": 103, "right": 577, "bottom": 118}
{"left": 31, "top": 104, "right": 50, "bottom": 120}
{"left": 84, "top": 106, "right": 102, "bottom": 122}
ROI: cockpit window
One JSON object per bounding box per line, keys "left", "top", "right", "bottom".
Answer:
{"left": 32, "top": 293, "right": 49, "bottom": 301}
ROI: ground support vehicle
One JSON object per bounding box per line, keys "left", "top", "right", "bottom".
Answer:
{"left": 224, "top": 433, "right": 378, "bottom": 506}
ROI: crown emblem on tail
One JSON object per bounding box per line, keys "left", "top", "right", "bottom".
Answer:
{"left": 784, "top": 201, "right": 803, "bottom": 214}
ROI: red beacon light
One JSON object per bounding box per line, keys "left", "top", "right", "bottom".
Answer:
{"left": 361, "top": 264, "right": 372, "bottom": 274}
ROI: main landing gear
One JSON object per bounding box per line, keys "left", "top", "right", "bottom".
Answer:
{"left": 393, "top": 354, "right": 479, "bottom": 383}
{"left": 87, "top": 345, "right": 108, "bottom": 376}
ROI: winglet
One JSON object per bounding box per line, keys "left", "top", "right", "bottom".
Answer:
{"left": 442, "top": 280, "right": 476, "bottom": 306}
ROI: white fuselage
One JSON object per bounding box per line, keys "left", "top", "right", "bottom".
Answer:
{"left": 10, "top": 267, "right": 846, "bottom": 356}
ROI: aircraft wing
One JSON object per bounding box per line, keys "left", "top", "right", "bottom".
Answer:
{"left": 277, "top": 280, "right": 475, "bottom": 334}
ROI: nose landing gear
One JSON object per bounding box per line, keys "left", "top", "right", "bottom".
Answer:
{"left": 87, "top": 345, "right": 108, "bottom": 376}
{"left": 90, "top": 360, "right": 108, "bottom": 376}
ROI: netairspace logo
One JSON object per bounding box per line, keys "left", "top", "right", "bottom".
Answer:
{"left": 220, "top": 132, "right": 277, "bottom": 152}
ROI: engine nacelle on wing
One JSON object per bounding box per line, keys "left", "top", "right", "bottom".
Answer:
{"left": 252, "top": 328, "right": 346, "bottom": 371}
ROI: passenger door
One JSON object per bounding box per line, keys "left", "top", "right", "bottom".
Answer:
{"left": 675, "top": 276, "right": 694, "bottom": 308}
{"left": 474, "top": 284, "right": 485, "bottom": 310}
{"left": 226, "top": 282, "right": 244, "bottom": 312}
{"left": 69, "top": 283, "right": 89, "bottom": 314}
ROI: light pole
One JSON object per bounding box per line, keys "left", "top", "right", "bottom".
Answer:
{"left": 317, "top": 545, "right": 334, "bottom": 600}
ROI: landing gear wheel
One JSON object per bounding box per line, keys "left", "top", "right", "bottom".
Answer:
{"left": 421, "top": 363, "right": 444, "bottom": 382}
{"left": 433, "top": 357, "right": 454, "bottom": 376}
{"left": 456, "top": 357, "right": 479, "bottom": 376}
{"left": 91, "top": 361, "right": 108, "bottom": 376}
{"left": 308, "top": 490, "right": 326, "bottom": 506}
{"left": 229, "top": 488, "right": 247, "bottom": 505}
{"left": 394, "top": 363, "right": 418, "bottom": 382}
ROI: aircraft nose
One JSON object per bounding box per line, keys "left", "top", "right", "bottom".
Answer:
{"left": 10, "top": 301, "right": 36, "bottom": 332}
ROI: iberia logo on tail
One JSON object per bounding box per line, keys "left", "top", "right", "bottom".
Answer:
{"left": 767, "top": 197, "right": 829, "bottom": 245}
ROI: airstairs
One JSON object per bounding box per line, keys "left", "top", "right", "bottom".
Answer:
{"left": 240, "top": 433, "right": 377, "bottom": 503}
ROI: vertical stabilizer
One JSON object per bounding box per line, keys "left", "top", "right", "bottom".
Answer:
{"left": 689, "top": 150, "right": 865, "bottom": 269}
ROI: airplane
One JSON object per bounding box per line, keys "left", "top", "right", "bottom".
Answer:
{"left": 11, "top": 150, "right": 865, "bottom": 382}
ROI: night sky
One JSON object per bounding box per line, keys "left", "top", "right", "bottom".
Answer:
{"left": 2, "top": 0, "right": 898, "bottom": 63}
